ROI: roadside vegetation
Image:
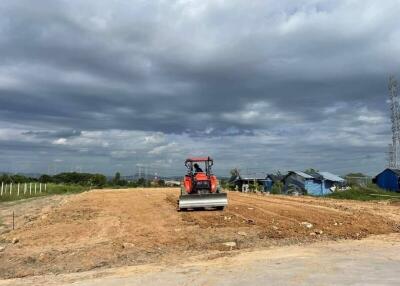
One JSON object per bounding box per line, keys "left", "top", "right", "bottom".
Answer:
{"left": 0, "top": 183, "right": 88, "bottom": 202}
{"left": 5, "top": 170, "right": 399, "bottom": 203}
{"left": 327, "top": 183, "right": 400, "bottom": 201}
{"left": 1, "top": 172, "right": 107, "bottom": 186}
{"left": 0, "top": 172, "right": 104, "bottom": 202}
{"left": 105, "top": 172, "right": 166, "bottom": 188}
{"left": 0, "top": 171, "right": 170, "bottom": 203}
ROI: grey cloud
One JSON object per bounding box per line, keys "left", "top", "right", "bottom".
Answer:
{"left": 22, "top": 129, "right": 82, "bottom": 139}
{"left": 0, "top": 0, "right": 399, "bottom": 175}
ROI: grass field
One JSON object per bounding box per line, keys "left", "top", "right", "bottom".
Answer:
{"left": 0, "top": 183, "right": 88, "bottom": 202}
{"left": 327, "top": 184, "right": 400, "bottom": 201}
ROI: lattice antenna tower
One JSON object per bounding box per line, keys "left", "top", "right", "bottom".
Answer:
{"left": 389, "top": 76, "right": 399, "bottom": 168}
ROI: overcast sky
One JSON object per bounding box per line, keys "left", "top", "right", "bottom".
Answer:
{"left": 1, "top": 0, "right": 400, "bottom": 176}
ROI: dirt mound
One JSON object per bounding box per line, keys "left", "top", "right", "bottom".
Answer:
{"left": 0, "top": 188, "right": 399, "bottom": 279}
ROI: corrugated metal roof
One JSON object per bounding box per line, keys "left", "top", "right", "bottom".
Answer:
{"left": 267, "top": 174, "right": 284, "bottom": 182}
{"left": 241, "top": 177, "right": 267, "bottom": 181}
{"left": 307, "top": 172, "right": 323, "bottom": 180}
{"left": 292, "top": 171, "right": 314, "bottom": 179}
{"left": 318, "top": 172, "right": 344, "bottom": 182}
{"left": 388, "top": 168, "right": 400, "bottom": 176}
{"left": 373, "top": 168, "right": 400, "bottom": 180}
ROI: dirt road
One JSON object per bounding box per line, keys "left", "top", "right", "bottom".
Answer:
{"left": 0, "top": 188, "right": 399, "bottom": 279}
{"left": 2, "top": 234, "right": 399, "bottom": 286}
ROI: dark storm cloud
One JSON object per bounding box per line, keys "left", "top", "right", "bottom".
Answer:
{"left": 22, "top": 130, "right": 82, "bottom": 139}
{"left": 0, "top": 0, "right": 399, "bottom": 175}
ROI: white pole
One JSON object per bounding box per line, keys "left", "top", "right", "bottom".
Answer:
{"left": 30, "top": 183, "right": 32, "bottom": 195}
{"left": 24, "top": 183, "right": 27, "bottom": 194}
{"left": 1, "top": 182, "right": 3, "bottom": 196}
{"left": 45, "top": 183, "right": 47, "bottom": 192}
{"left": 17, "top": 183, "right": 20, "bottom": 196}
{"left": 40, "top": 183, "right": 42, "bottom": 193}
{"left": 34, "top": 183, "right": 37, "bottom": 194}
{"left": 10, "top": 183, "right": 12, "bottom": 195}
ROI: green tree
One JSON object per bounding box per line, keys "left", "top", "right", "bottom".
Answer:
{"left": 52, "top": 172, "right": 105, "bottom": 186}
{"left": 304, "top": 168, "right": 319, "bottom": 174}
{"left": 137, "top": 178, "right": 146, "bottom": 187}
{"left": 228, "top": 168, "right": 240, "bottom": 191}
{"left": 271, "top": 181, "right": 284, "bottom": 194}
{"left": 91, "top": 174, "right": 107, "bottom": 187}
{"left": 158, "top": 179, "right": 165, "bottom": 187}
{"left": 113, "top": 172, "right": 121, "bottom": 185}
{"left": 230, "top": 168, "right": 240, "bottom": 178}
{"left": 39, "top": 174, "right": 53, "bottom": 183}
{"left": 345, "top": 172, "right": 367, "bottom": 177}
{"left": 0, "top": 174, "right": 11, "bottom": 183}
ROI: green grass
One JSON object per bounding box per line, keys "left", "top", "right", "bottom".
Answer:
{"left": 327, "top": 184, "right": 400, "bottom": 201}
{"left": 0, "top": 183, "right": 89, "bottom": 202}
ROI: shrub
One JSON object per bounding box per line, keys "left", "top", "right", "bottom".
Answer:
{"left": 270, "top": 181, "right": 283, "bottom": 194}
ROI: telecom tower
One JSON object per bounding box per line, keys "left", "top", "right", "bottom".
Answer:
{"left": 388, "top": 76, "right": 399, "bottom": 168}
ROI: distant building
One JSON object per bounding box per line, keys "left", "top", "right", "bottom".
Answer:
{"left": 230, "top": 175, "right": 269, "bottom": 192}
{"left": 373, "top": 168, "right": 400, "bottom": 192}
{"left": 283, "top": 171, "right": 345, "bottom": 196}
{"left": 313, "top": 172, "right": 345, "bottom": 195}
{"left": 283, "top": 171, "right": 315, "bottom": 195}
{"left": 164, "top": 180, "right": 181, "bottom": 187}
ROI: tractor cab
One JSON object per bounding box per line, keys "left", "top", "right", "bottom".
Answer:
{"left": 185, "top": 157, "right": 213, "bottom": 176}
{"left": 184, "top": 157, "right": 217, "bottom": 194}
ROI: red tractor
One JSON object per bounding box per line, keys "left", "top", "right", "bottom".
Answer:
{"left": 178, "top": 157, "right": 228, "bottom": 211}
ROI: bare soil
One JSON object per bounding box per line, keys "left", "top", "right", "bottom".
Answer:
{"left": 0, "top": 188, "right": 399, "bottom": 279}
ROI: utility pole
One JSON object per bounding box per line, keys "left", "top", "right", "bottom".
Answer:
{"left": 145, "top": 166, "right": 148, "bottom": 186}
{"left": 389, "top": 76, "right": 400, "bottom": 168}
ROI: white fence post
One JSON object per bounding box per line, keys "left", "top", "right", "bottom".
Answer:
{"left": 30, "top": 183, "right": 32, "bottom": 195}
{"left": 45, "top": 183, "right": 47, "bottom": 192}
{"left": 39, "top": 183, "right": 42, "bottom": 193}
{"left": 34, "top": 183, "right": 37, "bottom": 194}
{"left": 17, "top": 183, "right": 20, "bottom": 196}
{"left": 10, "top": 183, "right": 12, "bottom": 195}
{"left": 24, "top": 183, "right": 27, "bottom": 194}
{"left": 1, "top": 182, "right": 3, "bottom": 196}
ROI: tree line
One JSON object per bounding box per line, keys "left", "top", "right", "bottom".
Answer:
{"left": 0, "top": 172, "right": 107, "bottom": 186}
{"left": 0, "top": 172, "right": 166, "bottom": 188}
{"left": 111, "top": 172, "right": 165, "bottom": 187}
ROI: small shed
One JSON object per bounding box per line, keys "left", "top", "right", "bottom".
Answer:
{"left": 284, "top": 171, "right": 345, "bottom": 196}
{"left": 230, "top": 175, "right": 267, "bottom": 192}
{"left": 308, "top": 172, "right": 345, "bottom": 196}
{"left": 373, "top": 168, "right": 400, "bottom": 192}
{"left": 239, "top": 176, "right": 268, "bottom": 192}
{"left": 283, "top": 171, "right": 315, "bottom": 195}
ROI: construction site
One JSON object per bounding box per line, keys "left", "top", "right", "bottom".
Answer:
{"left": 0, "top": 187, "right": 400, "bottom": 284}
{"left": 2, "top": 78, "right": 400, "bottom": 284}
{"left": 2, "top": 2, "right": 400, "bottom": 285}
